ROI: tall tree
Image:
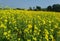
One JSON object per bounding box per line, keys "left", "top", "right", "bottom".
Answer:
{"left": 28, "top": 7, "right": 32, "bottom": 10}
{"left": 36, "top": 6, "right": 41, "bottom": 11}
{"left": 52, "top": 4, "right": 60, "bottom": 12}
{"left": 47, "top": 6, "right": 52, "bottom": 11}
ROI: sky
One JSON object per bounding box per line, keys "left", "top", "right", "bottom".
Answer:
{"left": 0, "top": 0, "right": 60, "bottom": 9}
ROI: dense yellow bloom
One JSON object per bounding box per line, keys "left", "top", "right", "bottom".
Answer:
{"left": 42, "top": 20, "right": 46, "bottom": 24}
{"left": 0, "top": 10, "right": 60, "bottom": 41}
{"left": 7, "top": 34, "right": 11, "bottom": 37}
{"left": 33, "top": 37, "right": 37, "bottom": 41}
{"left": 50, "top": 29, "right": 54, "bottom": 32}
{"left": 13, "top": 21, "right": 16, "bottom": 24}
{"left": 34, "top": 29, "right": 37, "bottom": 33}
{"left": 18, "top": 38, "right": 20, "bottom": 41}
{"left": 15, "top": 27, "right": 18, "bottom": 29}
{"left": 24, "top": 28, "right": 29, "bottom": 33}
{"left": 0, "top": 24, "right": 7, "bottom": 28}
{"left": 45, "top": 34, "right": 49, "bottom": 41}
{"left": 37, "top": 32, "right": 40, "bottom": 35}
{"left": 44, "top": 29, "right": 49, "bottom": 41}
{"left": 49, "top": 21, "right": 51, "bottom": 23}
{"left": 14, "top": 27, "right": 19, "bottom": 31}
{"left": 34, "top": 25, "right": 38, "bottom": 30}
{"left": 50, "top": 35, "right": 53, "bottom": 38}
{"left": 50, "top": 35, "right": 55, "bottom": 41}
{"left": 8, "top": 30, "right": 11, "bottom": 33}
{"left": 28, "top": 24, "right": 32, "bottom": 29}
{"left": 44, "top": 29, "right": 49, "bottom": 34}
{"left": 4, "top": 19, "right": 8, "bottom": 22}
{"left": 3, "top": 32, "right": 8, "bottom": 35}
{"left": 54, "top": 24, "right": 58, "bottom": 28}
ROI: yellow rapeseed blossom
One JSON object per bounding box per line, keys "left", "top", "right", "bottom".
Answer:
{"left": 34, "top": 25, "right": 38, "bottom": 30}
{"left": 45, "top": 34, "right": 49, "bottom": 41}
{"left": 33, "top": 37, "right": 37, "bottom": 41}
{"left": 14, "top": 27, "right": 19, "bottom": 31}
{"left": 24, "top": 28, "right": 29, "bottom": 33}
{"left": 28, "top": 24, "right": 32, "bottom": 29}
{"left": 42, "top": 20, "right": 46, "bottom": 24}
{"left": 54, "top": 25, "right": 58, "bottom": 28}
{"left": 49, "top": 21, "right": 51, "bottom": 23}
{"left": 13, "top": 20, "right": 16, "bottom": 24}
{"left": 0, "top": 24, "right": 7, "bottom": 28}
{"left": 34, "top": 29, "right": 37, "bottom": 33}
{"left": 15, "top": 27, "right": 18, "bottom": 29}
{"left": 37, "top": 32, "right": 40, "bottom": 35}
{"left": 50, "top": 35, "right": 53, "bottom": 38}
{"left": 44, "top": 29, "right": 49, "bottom": 41}
{"left": 50, "top": 35, "right": 55, "bottom": 41}
{"left": 7, "top": 34, "right": 11, "bottom": 37}
{"left": 44, "top": 29, "right": 49, "bottom": 34}
{"left": 0, "top": 9, "right": 60, "bottom": 41}
{"left": 4, "top": 19, "right": 8, "bottom": 22}
{"left": 3, "top": 32, "right": 8, "bottom": 35}
{"left": 8, "top": 30, "right": 11, "bottom": 33}
{"left": 37, "top": 15, "right": 41, "bottom": 19}
{"left": 50, "top": 29, "right": 54, "bottom": 32}
{"left": 18, "top": 38, "right": 20, "bottom": 41}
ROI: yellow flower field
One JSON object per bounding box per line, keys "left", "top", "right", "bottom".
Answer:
{"left": 0, "top": 10, "right": 60, "bottom": 41}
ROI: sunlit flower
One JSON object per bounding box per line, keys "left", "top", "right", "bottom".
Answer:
{"left": 34, "top": 25, "right": 38, "bottom": 29}
{"left": 13, "top": 21, "right": 16, "bottom": 24}
{"left": 42, "top": 20, "right": 46, "bottom": 24}
{"left": 24, "top": 28, "right": 29, "bottom": 33}
{"left": 54, "top": 24, "right": 58, "bottom": 28}
{"left": 8, "top": 30, "right": 11, "bottom": 33}
{"left": 4, "top": 19, "right": 8, "bottom": 22}
{"left": 50, "top": 35, "right": 54, "bottom": 38}
{"left": 33, "top": 37, "right": 37, "bottom": 41}
{"left": 18, "top": 38, "right": 20, "bottom": 41}
{"left": 45, "top": 34, "right": 49, "bottom": 41}
{"left": 49, "top": 21, "right": 51, "bottom": 23}
{"left": 50, "top": 29, "right": 54, "bottom": 32}
{"left": 44, "top": 29, "right": 49, "bottom": 34}
{"left": 3, "top": 32, "right": 8, "bottom": 35}
{"left": 34, "top": 29, "right": 37, "bottom": 33}
{"left": 0, "top": 24, "right": 7, "bottom": 28}
{"left": 28, "top": 24, "right": 32, "bottom": 29}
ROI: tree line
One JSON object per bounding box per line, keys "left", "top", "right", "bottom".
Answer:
{"left": 28, "top": 4, "right": 60, "bottom": 12}
{"left": 0, "top": 4, "right": 60, "bottom": 12}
